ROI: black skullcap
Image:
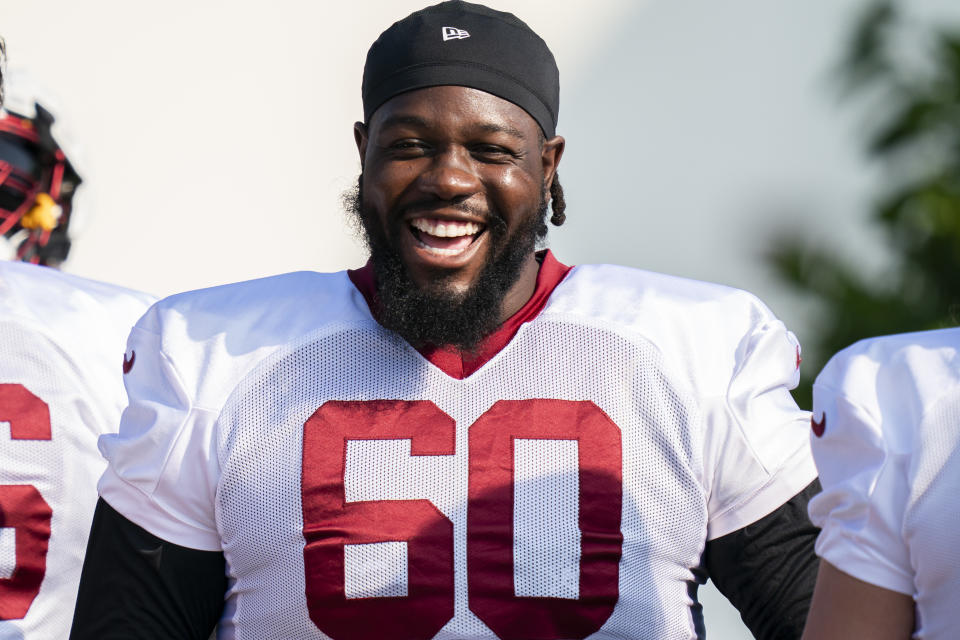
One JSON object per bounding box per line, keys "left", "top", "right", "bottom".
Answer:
{"left": 362, "top": 1, "right": 560, "bottom": 137}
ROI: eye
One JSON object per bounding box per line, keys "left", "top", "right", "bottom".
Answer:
{"left": 386, "top": 139, "right": 431, "bottom": 158}
{"left": 470, "top": 144, "right": 519, "bottom": 162}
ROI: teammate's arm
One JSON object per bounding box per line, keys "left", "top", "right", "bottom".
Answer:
{"left": 801, "top": 560, "right": 914, "bottom": 640}
{"left": 70, "top": 498, "right": 226, "bottom": 639}
{"left": 705, "top": 479, "right": 820, "bottom": 640}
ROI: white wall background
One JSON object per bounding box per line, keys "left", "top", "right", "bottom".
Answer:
{"left": 4, "top": 1, "right": 959, "bottom": 637}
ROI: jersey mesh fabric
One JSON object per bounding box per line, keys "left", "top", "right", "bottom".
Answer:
{"left": 343, "top": 540, "right": 408, "bottom": 598}
{"left": 0, "top": 262, "right": 152, "bottom": 638}
{"left": 513, "top": 438, "right": 580, "bottom": 599}
{"left": 0, "top": 324, "right": 114, "bottom": 636}
{"left": 96, "top": 264, "right": 813, "bottom": 640}
{"left": 214, "top": 320, "right": 705, "bottom": 639}
{"left": 907, "top": 391, "right": 960, "bottom": 638}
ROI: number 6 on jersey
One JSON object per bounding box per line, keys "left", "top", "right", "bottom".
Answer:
{"left": 0, "top": 383, "right": 53, "bottom": 621}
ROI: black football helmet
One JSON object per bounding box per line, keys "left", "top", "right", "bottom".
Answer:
{"left": 0, "top": 94, "right": 81, "bottom": 267}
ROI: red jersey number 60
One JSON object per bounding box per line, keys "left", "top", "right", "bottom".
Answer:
{"left": 302, "top": 399, "right": 623, "bottom": 640}
{"left": 0, "top": 383, "right": 54, "bottom": 621}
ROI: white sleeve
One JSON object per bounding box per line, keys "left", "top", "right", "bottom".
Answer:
{"left": 97, "top": 321, "right": 223, "bottom": 552}
{"left": 808, "top": 357, "right": 913, "bottom": 595}
{"left": 703, "top": 313, "right": 817, "bottom": 539}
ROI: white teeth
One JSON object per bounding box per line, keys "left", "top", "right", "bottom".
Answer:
{"left": 411, "top": 218, "right": 482, "bottom": 237}
{"left": 415, "top": 240, "right": 468, "bottom": 256}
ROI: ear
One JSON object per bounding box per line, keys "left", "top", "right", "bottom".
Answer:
{"left": 354, "top": 122, "right": 369, "bottom": 168}
{"left": 541, "top": 135, "right": 565, "bottom": 193}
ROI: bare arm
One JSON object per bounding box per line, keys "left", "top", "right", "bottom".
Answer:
{"left": 801, "top": 560, "right": 914, "bottom": 640}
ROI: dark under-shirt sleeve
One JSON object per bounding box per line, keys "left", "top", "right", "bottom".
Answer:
{"left": 705, "top": 479, "right": 821, "bottom": 640}
{"left": 70, "top": 498, "right": 227, "bottom": 640}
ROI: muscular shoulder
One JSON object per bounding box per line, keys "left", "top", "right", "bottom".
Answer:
{"left": 133, "top": 270, "right": 373, "bottom": 408}
{"left": 814, "top": 328, "right": 960, "bottom": 436}
{"left": 546, "top": 264, "right": 798, "bottom": 397}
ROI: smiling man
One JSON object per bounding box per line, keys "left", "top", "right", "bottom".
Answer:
{"left": 351, "top": 83, "right": 562, "bottom": 356}
{"left": 70, "top": 3, "right": 820, "bottom": 639}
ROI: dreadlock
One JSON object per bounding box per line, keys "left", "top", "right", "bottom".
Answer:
{"left": 549, "top": 174, "right": 566, "bottom": 226}
{"left": 535, "top": 127, "right": 566, "bottom": 227}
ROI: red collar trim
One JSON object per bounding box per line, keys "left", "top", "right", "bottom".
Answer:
{"left": 348, "top": 249, "right": 572, "bottom": 379}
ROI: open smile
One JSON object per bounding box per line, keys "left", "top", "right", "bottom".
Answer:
{"left": 408, "top": 217, "right": 487, "bottom": 258}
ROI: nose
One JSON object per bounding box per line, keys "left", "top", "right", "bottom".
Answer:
{"left": 416, "top": 146, "right": 482, "bottom": 201}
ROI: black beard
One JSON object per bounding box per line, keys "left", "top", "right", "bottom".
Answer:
{"left": 346, "top": 177, "right": 548, "bottom": 352}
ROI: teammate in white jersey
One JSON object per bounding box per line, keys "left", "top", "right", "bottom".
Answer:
{"left": 0, "top": 50, "right": 156, "bottom": 637}
{"left": 71, "top": 3, "right": 820, "bottom": 639}
{"left": 0, "top": 262, "right": 154, "bottom": 637}
{"left": 803, "top": 328, "right": 960, "bottom": 640}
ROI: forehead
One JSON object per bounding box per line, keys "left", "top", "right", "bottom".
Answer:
{"left": 367, "top": 86, "right": 541, "bottom": 139}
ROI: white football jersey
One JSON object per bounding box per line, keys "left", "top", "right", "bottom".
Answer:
{"left": 99, "top": 260, "right": 815, "bottom": 640}
{"left": 809, "top": 328, "right": 960, "bottom": 639}
{"left": 0, "top": 261, "right": 154, "bottom": 638}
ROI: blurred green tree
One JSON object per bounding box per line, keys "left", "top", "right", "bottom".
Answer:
{"left": 770, "top": 0, "right": 960, "bottom": 409}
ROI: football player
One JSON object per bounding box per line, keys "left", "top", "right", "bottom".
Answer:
{"left": 70, "top": 3, "right": 820, "bottom": 639}
{"left": 0, "top": 45, "right": 157, "bottom": 637}
{"left": 802, "top": 328, "right": 960, "bottom": 639}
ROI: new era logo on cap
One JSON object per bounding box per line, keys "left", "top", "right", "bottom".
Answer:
{"left": 442, "top": 26, "right": 470, "bottom": 41}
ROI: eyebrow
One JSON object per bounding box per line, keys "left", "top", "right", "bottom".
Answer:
{"left": 376, "top": 114, "right": 430, "bottom": 131}
{"left": 474, "top": 122, "right": 527, "bottom": 140}
{"left": 375, "top": 115, "right": 528, "bottom": 141}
